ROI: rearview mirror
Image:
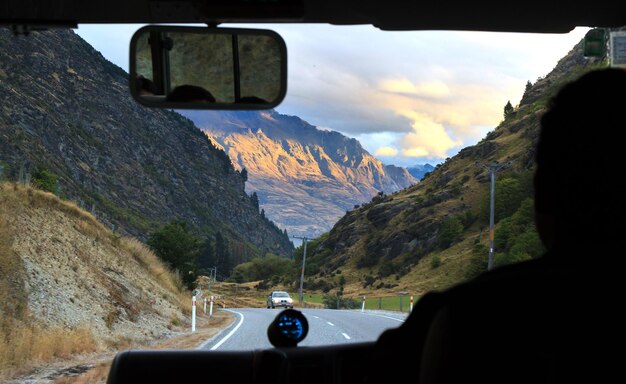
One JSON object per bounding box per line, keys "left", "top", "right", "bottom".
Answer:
{"left": 129, "top": 25, "right": 287, "bottom": 110}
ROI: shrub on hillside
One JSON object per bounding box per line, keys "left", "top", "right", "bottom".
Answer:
{"left": 32, "top": 167, "right": 58, "bottom": 193}
{"left": 231, "top": 254, "right": 294, "bottom": 283}
{"left": 438, "top": 216, "right": 464, "bottom": 249}
{"left": 147, "top": 220, "right": 201, "bottom": 289}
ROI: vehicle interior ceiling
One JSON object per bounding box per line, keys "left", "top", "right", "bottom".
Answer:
{"left": 3, "top": 1, "right": 626, "bottom": 383}
{"left": 2, "top": 0, "right": 626, "bottom": 33}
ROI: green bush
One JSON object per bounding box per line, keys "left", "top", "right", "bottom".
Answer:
{"left": 480, "top": 174, "right": 532, "bottom": 225}
{"left": 231, "top": 253, "right": 294, "bottom": 283}
{"left": 430, "top": 255, "right": 442, "bottom": 269}
{"left": 378, "top": 261, "right": 396, "bottom": 277}
{"left": 304, "top": 278, "right": 333, "bottom": 293}
{"left": 362, "top": 275, "right": 376, "bottom": 288}
{"left": 438, "top": 216, "right": 464, "bottom": 249}
{"left": 465, "top": 243, "right": 488, "bottom": 279}
{"left": 32, "top": 167, "right": 58, "bottom": 193}
{"left": 491, "top": 197, "right": 545, "bottom": 269}
{"left": 147, "top": 220, "right": 201, "bottom": 289}
{"left": 323, "top": 293, "right": 359, "bottom": 309}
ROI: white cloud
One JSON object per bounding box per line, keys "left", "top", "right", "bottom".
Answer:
{"left": 402, "top": 148, "right": 430, "bottom": 158}
{"left": 375, "top": 147, "right": 399, "bottom": 156}
{"left": 76, "top": 24, "right": 590, "bottom": 167}
{"left": 379, "top": 79, "right": 451, "bottom": 98}
{"left": 396, "top": 111, "right": 463, "bottom": 160}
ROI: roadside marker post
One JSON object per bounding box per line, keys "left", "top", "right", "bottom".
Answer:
{"left": 410, "top": 296, "right": 414, "bottom": 312}
{"left": 209, "top": 295, "right": 214, "bottom": 318}
{"left": 192, "top": 295, "right": 196, "bottom": 332}
{"left": 361, "top": 296, "right": 366, "bottom": 313}
{"left": 203, "top": 297, "right": 207, "bottom": 314}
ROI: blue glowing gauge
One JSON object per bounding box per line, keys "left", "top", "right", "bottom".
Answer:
{"left": 278, "top": 313, "right": 304, "bottom": 340}
{"left": 268, "top": 309, "right": 309, "bottom": 348}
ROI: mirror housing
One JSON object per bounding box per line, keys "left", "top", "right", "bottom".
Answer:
{"left": 129, "top": 25, "right": 287, "bottom": 110}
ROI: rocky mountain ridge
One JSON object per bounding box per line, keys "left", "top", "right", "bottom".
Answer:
{"left": 0, "top": 29, "right": 293, "bottom": 258}
{"left": 181, "top": 109, "right": 418, "bottom": 238}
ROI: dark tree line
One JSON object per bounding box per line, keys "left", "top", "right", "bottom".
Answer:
{"left": 147, "top": 220, "right": 234, "bottom": 289}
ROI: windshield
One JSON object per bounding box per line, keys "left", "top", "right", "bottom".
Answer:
{"left": 0, "top": 21, "right": 603, "bottom": 381}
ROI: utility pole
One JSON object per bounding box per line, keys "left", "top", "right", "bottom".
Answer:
{"left": 292, "top": 236, "right": 309, "bottom": 305}
{"left": 206, "top": 267, "right": 216, "bottom": 293}
{"left": 477, "top": 161, "right": 511, "bottom": 270}
{"left": 209, "top": 267, "right": 217, "bottom": 283}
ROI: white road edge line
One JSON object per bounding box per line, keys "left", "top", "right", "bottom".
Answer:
{"left": 199, "top": 309, "right": 245, "bottom": 351}
{"left": 312, "top": 316, "right": 320, "bottom": 319}
{"left": 327, "top": 321, "right": 335, "bottom": 326}
{"left": 342, "top": 333, "right": 351, "bottom": 340}
{"left": 363, "top": 313, "right": 405, "bottom": 323}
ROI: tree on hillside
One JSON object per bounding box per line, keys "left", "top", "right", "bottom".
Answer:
{"left": 230, "top": 253, "right": 294, "bottom": 283}
{"left": 240, "top": 167, "right": 248, "bottom": 182}
{"left": 250, "top": 191, "right": 260, "bottom": 211}
{"left": 147, "top": 220, "right": 201, "bottom": 289}
{"left": 480, "top": 174, "right": 531, "bottom": 225}
{"left": 480, "top": 177, "right": 528, "bottom": 223}
{"left": 438, "top": 216, "right": 464, "bottom": 249}
{"left": 465, "top": 243, "right": 489, "bottom": 279}
{"left": 197, "top": 237, "right": 215, "bottom": 274}
{"left": 493, "top": 198, "right": 545, "bottom": 268}
{"left": 524, "top": 80, "right": 533, "bottom": 95}
{"left": 214, "top": 231, "right": 233, "bottom": 279}
{"left": 337, "top": 275, "right": 346, "bottom": 296}
{"left": 504, "top": 100, "right": 515, "bottom": 119}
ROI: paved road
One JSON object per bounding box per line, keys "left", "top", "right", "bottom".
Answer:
{"left": 199, "top": 308, "right": 407, "bottom": 351}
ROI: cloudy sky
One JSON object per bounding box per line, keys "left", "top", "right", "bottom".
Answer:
{"left": 76, "top": 24, "right": 589, "bottom": 168}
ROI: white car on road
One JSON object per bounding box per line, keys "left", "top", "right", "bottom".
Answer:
{"left": 267, "top": 291, "right": 294, "bottom": 309}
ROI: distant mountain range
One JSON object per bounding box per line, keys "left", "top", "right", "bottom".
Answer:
{"left": 407, "top": 163, "right": 435, "bottom": 180}
{"left": 180, "top": 110, "right": 418, "bottom": 238}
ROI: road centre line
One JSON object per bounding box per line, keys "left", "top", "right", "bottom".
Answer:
{"left": 342, "top": 333, "right": 351, "bottom": 340}
{"left": 326, "top": 321, "right": 335, "bottom": 326}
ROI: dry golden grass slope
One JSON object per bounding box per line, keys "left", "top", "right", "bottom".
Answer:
{"left": 0, "top": 182, "right": 193, "bottom": 380}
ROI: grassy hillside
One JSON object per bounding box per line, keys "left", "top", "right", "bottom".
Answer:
{"left": 0, "top": 182, "right": 191, "bottom": 379}
{"left": 287, "top": 40, "right": 608, "bottom": 299}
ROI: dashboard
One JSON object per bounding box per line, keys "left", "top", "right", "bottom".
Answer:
{"left": 107, "top": 310, "right": 374, "bottom": 384}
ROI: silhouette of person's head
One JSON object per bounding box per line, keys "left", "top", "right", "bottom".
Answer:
{"left": 534, "top": 68, "right": 626, "bottom": 257}
{"left": 166, "top": 85, "right": 216, "bottom": 103}
{"left": 238, "top": 96, "right": 268, "bottom": 104}
{"left": 136, "top": 75, "right": 157, "bottom": 95}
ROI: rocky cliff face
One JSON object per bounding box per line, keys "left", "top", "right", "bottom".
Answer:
{"left": 0, "top": 29, "right": 293, "bottom": 257}
{"left": 180, "top": 109, "right": 418, "bottom": 238}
